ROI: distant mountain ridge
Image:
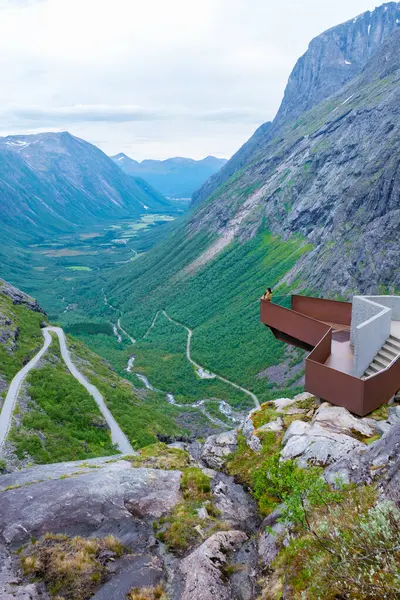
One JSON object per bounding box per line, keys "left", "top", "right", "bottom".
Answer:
{"left": 111, "top": 153, "right": 227, "bottom": 198}
{"left": 192, "top": 1, "right": 400, "bottom": 206}
{"left": 0, "top": 132, "right": 173, "bottom": 243}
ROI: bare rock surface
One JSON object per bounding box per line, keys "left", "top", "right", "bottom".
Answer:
{"left": 179, "top": 530, "right": 248, "bottom": 600}
{"left": 258, "top": 508, "right": 287, "bottom": 568}
{"left": 281, "top": 420, "right": 365, "bottom": 467}
{"left": 312, "top": 402, "right": 374, "bottom": 437}
{"left": 200, "top": 430, "right": 237, "bottom": 469}
{"left": 0, "top": 543, "right": 50, "bottom": 599}
{"left": 0, "top": 458, "right": 182, "bottom": 548}
{"left": 258, "top": 417, "right": 284, "bottom": 432}
{"left": 325, "top": 423, "right": 400, "bottom": 501}
{"left": 211, "top": 473, "right": 259, "bottom": 532}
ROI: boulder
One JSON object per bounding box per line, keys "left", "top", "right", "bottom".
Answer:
{"left": 241, "top": 413, "right": 256, "bottom": 439}
{"left": 212, "top": 474, "right": 259, "bottom": 532}
{"left": 388, "top": 406, "right": 400, "bottom": 425}
{"left": 281, "top": 420, "right": 365, "bottom": 467}
{"left": 201, "top": 430, "right": 237, "bottom": 469}
{"left": 258, "top": 417, "right": 284, "bottom": 433}
{"left": 325, "top": 423, "right": 400, "bottom": 500}
{"left": 247, "top": 435, "right": 262, "bottom": 453}
{"left": 312, "top": 402, "right": 374, "bottom": 437}
{"left": 179, "top": 530, "right": 248, "bottom": 600}
{"left": 258, "top": 508, "right": 287, "bottom": 568}
{"left": 271, "top": 397, "right": 297, "bottom": 411}
{"left": 362, "top": 418, "right": 391, "bottom": 436}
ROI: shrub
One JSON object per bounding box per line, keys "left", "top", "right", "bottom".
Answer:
{"left": 155, "top": 467, "right": 224, "bottom": 555}
{"left": 181, "top": 467, "right": 211, "bottom": 500}
{"left": 127, "top": 584, "right": 167, "bottom": 600}
{"left": 253, "top": 453, "right": 341, "bottom": 524}
{"left": 275, "top": 487, "right": 400, "bottom": 600}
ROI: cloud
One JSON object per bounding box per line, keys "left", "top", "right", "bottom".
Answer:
{"left": 0, "top": 0, "right": 380, "bottom": 159}
{"left": 3, "top": 104, "right": 267, "bottom": 126}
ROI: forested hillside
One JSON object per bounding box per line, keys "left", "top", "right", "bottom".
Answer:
{"left": 90, "top": 11, "right": 400, "bottom": 412}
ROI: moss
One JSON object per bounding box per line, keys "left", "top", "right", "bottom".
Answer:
{"left": 282, "top": 414, "right": 305, "bottom": 429}
{"left": 155, "top": 467, "right": 225, "bottom": 555}
{"left": 21, "top": 533, "right": 125, "bottom": 599}
{"left": 181, "top": 467, "right": 211, "bottom": 500}
{"left": 130, "top": 443, "right": 190, "bottom": 470}
{"left": 290, "top": 396, "right": 318, "bottom": 412}
{"left": 368, "top": 403, "right": 389, "bottom": 421}
{"left": 226, "top": 431, "right": 282, "bottom": 499}
{"left": 251, "top": 403, "right": 281, "bottom": 429}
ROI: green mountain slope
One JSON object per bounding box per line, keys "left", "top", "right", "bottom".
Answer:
{"left": 0, "top": 132, "right": 174, "bottom": 243}
{"left": 91, "top": 25, "right": 400, "bottom": 408}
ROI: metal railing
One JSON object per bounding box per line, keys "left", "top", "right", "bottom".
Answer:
{"left": 260, "top": 295, "right": 400, "bottom": 416}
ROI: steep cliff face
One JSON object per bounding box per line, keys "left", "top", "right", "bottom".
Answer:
{"left": 187, "top": 28, "right": 400, "bottom": 295}
{"left": 193, "top": 2, "right": 399, "bottom": 207}
{"left": 275, "top": 1, "right": 400, "bottom": 125}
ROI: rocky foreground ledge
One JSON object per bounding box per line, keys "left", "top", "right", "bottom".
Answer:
{"left": 1, "top": 393, "right": 400, "bottom": 599}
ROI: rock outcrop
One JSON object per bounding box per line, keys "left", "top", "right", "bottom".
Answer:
{"left": 0, "top": 279, "right": 45, "bottom": 315}
{"left": 325, "top": 421, "right": 400, "bottom": 500}
{"left": 200, "top": 430, "right": 237, "bottom": 469}
{"left": 281, "top": 419, "right": 365, "bottom": 467}
{"left": 179, "top": 530, "right": 248, "bottom": 600}
{"left": 0, "top": 457, "right": 182, "bottom": 598}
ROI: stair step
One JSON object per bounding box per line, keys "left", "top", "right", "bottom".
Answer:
{"left": 390, "top": 333, "right": 400, "bottom": 343}
{"left": 380, "top": 347, "right": 398, "bottom": 360}
{"left": 364, "top": 368, "right": 376, "bottom": 378}
{"left": 386, "top": 338, "right": 400, "bottom": 352}
{"left": 375, "top": 356, "right": 391, "bottom": 369}
{"left": 369, "top": 362, "right": 381, "bottom": 373}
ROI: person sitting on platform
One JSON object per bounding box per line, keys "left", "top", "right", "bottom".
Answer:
{"left": 262, "top": 287, "right": 273, "bottom": 302}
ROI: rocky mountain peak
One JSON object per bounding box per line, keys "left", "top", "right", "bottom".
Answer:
{"left": 274, "top": 1, "right": 400, "bottom": 125}
{"left": 192, "top": 2, "right": 399, "bottom": 207}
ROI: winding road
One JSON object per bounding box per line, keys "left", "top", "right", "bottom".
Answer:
{"left": 102, "top": 288, "right": 260, "bottom": 414}
{"left": 162, "top": 310, "right": 260, "bottom": 409}
{"left": 0, "top": 327, "right": 134, "bottom": 454}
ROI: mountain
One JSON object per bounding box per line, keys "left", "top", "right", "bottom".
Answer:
{"left": 111, "top": 153, "right": 227, "bottom": 198}
{"left": 0, "top": 132, "right": 173, "bottom": 243}
{"left": 91, "top": 8, "right": 400, "bottom": 409}
{"left": 193, "top": 1, "right": 400, "bottom": 206}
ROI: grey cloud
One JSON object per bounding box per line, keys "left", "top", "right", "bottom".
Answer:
{"left": 5, "top": 104, "right": 265, "bottom": 125}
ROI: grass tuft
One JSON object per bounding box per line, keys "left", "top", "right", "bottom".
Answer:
{"left": 20, "top": 533, "right": 125, "bottom": 600}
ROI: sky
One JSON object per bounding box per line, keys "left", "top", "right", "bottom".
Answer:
{"left": 0, "top": 0, "right": 382, "bottom": 160}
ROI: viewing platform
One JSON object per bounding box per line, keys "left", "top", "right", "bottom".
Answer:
{"left": 260, "top": 295, "right": 400, "bottom": 416}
